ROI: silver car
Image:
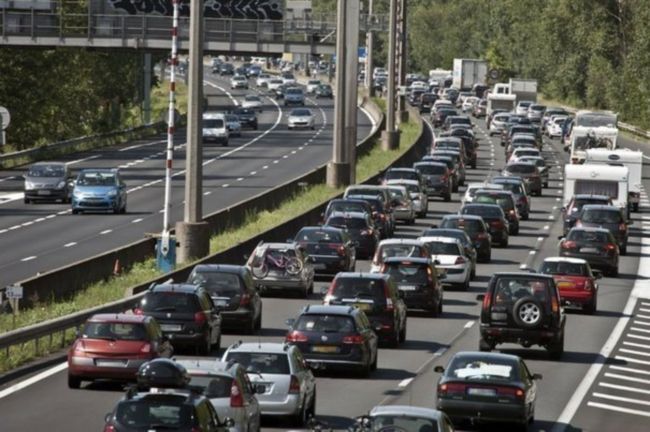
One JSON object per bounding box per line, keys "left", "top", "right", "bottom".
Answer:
{"left": 246, "top": 242, "right": 315, "bottom": 297}
{"left": 386, "top": 179, "right": 428, "bottom": 218}
{"left": 418, "top": 236, "right": 472, "bottom": 290}
{"left": 489, "top": 113, "right": 510, "bottom": 136}
{"left": 24, "top": 161, "right": 73, "bottom": 204}
{"left": 287, "top": 108, "right": 315, "bottom": 130}
{"left": 353, "top": 405, "right": 455, "bottom": 431}
{"left": 386, "top": 184, "right": 416, "bottom": 225}
{"left": 222, "top": 342, "right": 317, "bottom": 426}
{"left": 175, "top": 358, "right": 261, "bottom": 432}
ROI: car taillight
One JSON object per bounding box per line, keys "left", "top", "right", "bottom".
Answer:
{"left": 455, "top": 256, "right": 466, "bottom": 265}
{"left": 337, "top": 245, "right": 347, "bottom": 256}
{"left": 438, "top": 382, "right": 466, "bottom": 396}
{"left": 482, "top": 292, "right": 491, "bottom": 312}
{"left": 584, "top": 280, "right": 594, "bottom": 291}
{"left": 361, "top": 229, "right": 374, "bottom": 236}
{"left": 605, "top": 243, "right": 617, "bottom": 251}
{"left": 286, "top": 331, "right": 309, "bottom": 343}
{"left": 133, "top": 308, "right": 143, "bottom": 315}
{"left": 477, "top": 232, "right": 489, "bottom": 240}
{"left": 240, "top": 293, "right": 251, "bottom": 306}
{"left": 575, "top": 220, "right": 583, "bottom": 227}
{"left": 551, "top": 295, "right": 559, "bottom": 313}
{"left": 194, "top": 311, "right": 207, "bottom": 325}
{"left": 230, "top": 380, "right": 244, "bottom": 407}
{"left": 104, "top": 425, "right": 116, "bottom": 432}
{"left": 509, "top": 209, "right": 516, "bottom": 216}
{"left": 490, "top": 220, "right": 504, "bottom": 229}
{"left": 497, "top": 386, "right": 525, "bottom": 399}
{"left": 288, "top": 375, "right": 301, "bottom": 394}
{"left": 561, "top": 240, "right": 576, "bottom": 249}
{"left": 619, "top": 223, "right": 627, "bottom": 231}
{"left": 342, "top": 334, "right": 365, "bottom": 344}
{"left": 140, "top": 343, "right": 151, "bottom": 354}
{"left": 384, "top": 283, "right": 395, "bottom": 312}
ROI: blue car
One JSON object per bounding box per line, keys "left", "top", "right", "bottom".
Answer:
{"left": 72, "top": 168, "right": 127, "bottom": 214}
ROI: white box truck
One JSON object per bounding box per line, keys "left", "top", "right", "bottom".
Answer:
{"left": 509, "top": 78, "right": 537, "bottom": 103}
{"left": 452, "top": 59, "right": 487, "bottom": 91}
{"left": 563, "top": 164, "right": 629, "bottom": 216}
{"left": 585, "top": 148, "right": 642, "bottom": 211}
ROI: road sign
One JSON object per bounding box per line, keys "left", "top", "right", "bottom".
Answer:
{"left": 0, "top": 106, "right": 9, "bottom": 130}
{"left": 489, "top": 69, "right": 499, "bottom": 80}
{"left": 5, "top": 285, "right": 23, "bottom": 300}
{"left": 358, "top": 47, "right": 367, "bottom": 59}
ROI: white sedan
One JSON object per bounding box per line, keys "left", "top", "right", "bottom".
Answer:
{"left": 418, "top": 236, "right": 472, "bottom": 290}
{"left": 241, "top": 95, "right": 263, "bottom": 112}
{"left": 230, "top": 75, "right": 248, "bottom": 89}
{"left": 306, "top": 79, "right": 321, "bottom": 94}
{"left": 546, "top": 115, "right": 568, "bottom": 138}
{"left": 256, "top": 73, "right": 272, "bottom": 87}
{"left": 287, "top": 108, "right": 315, "bottom": 130}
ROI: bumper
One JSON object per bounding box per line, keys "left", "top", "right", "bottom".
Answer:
{"left": 25, "top": 189, "right": 68, "bottom": 200}
{"left": 203, "top": 135, "right": 228, "bottom": 143}
{"left": 284, "top": 99, "right": 305, "bottom": 105}
{"left": 489, "top": 229, "right": 507, "bottom": 243}
{"left": 72, "top": 197, "right": 118, "bottom": 211}
{"left": 240, "top": 120, "right": 257, "bottom": 129}
{"left": 438, "top": 398, "right": 527, "bottom": 425}
{"left": 310, "top": 256, "right": 350, "bottom": 274}
{"left": 257, "top": 394, "right": 302, "bottom": 416}
{"left": 480, "top": 325, "right": 561, "bottom": 347}
{"left": 288, "top": 122, "right": 313, "bottom": 129}
{"left": 400, "top": 290, "right": 437, "bottom": 310}
{"left": 163, "top": 331, "right": 208, "bottom": 346}
{"left": 219, "top": 309, "right": 254, "bottom": 327}
{"left": 439, "top": 265, "right": 470, "bottom": 284}
{"left": 427, "top": 184, "right": 451, "bottom": 197}
{"left": 393, "top": 208, "right": 415, "bottom": 220}
{"left": 560, "top": 291, "right": 596, "bottom": 308}
{"left": 68, "top": 356, "right": 148, "bottom": 380}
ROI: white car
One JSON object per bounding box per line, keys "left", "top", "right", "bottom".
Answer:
{"left": 287, "top": 108, "right": 315, "bottom": 130}
{"left": 281, "top": 73, "right": 296, "bottom": 85}
{"left": 546, "top": 115, "right": 568, "bottom": 138}
{"left": 386, "top": 179, "right": 428, "bottom": 218}
{"left": 230, "top": 74, "right": 248, "bottom": 89}
{"left": 489, "top": 112, "right": 510, "bottom": 136}
{"left": 267, "top": 78, "right": 283, "bottom": 91}
{"left": 256, "top": 73, "right": 272, "bottom": 87}
{"left": 418, "top": 236, "right": 472, "bottom": 290}
{"left": 306, "top": 79, "right": 321, "bottom": 94}
{"left": 386, "top": 184, "right": 416, "bottom": 225}
{"left": 462, "top": 96, "right": 479, "bottom": 113}
{"left": 462, "top": 182, "right": 503, "bottom": 205}
{"left": 509, "top": 147, "right": 541, "bottom": 163}
{"left": 370, "top": 239, "right": 427, "bottom": 273}
{"left": 241, "top": 95, "right": 263, "bottom": 112}
{"left": 515, "top": 100, "right": 534, "bottom": 116}
{"left": 410, "top": 81, "right": 428, "bottom": 91}
{"left": 202, "top": 112, "right": 229, "bottom": 146}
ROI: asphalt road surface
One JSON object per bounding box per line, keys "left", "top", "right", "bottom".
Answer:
{"left": 0, "top": 71, "right": 373, "bottom": 289}
{"left": 0, "top": 112, "right": 649, "bottom": 432}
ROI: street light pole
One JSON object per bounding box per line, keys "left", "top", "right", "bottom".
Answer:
{"left": 381, "top": 0, "right": 399, "bottom": 150}
{"left": 176, "top": 0, "right": 209, "bottom": 264}
{"left": 365, "top": 0, "right": 375, "bottom": 96}
{"left": 397, "top": 0, "right": 408, "bottom": 123}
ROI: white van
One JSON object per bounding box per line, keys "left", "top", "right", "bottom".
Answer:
{"left": 585, "top": 148, "right": 643, "bottom": 211}
{"left": 563, "top": 164, "right": 629, "bottom": 215}
{"left": 202, "top": 112, "right": 229, "bottom": 146}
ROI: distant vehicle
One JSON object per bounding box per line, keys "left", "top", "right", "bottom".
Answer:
{"left": 281, "top": 73, "right": 297, "bottom": 85}
{"left": 219, "top": 63, "right": 235, "bottom": 75}
{"left": 293, "top": 226, "right": 356, "bottom": 275}
{"left": 563, "top": 164, "right": 629, "bottom": 217}
{"left": 246, "top": 242, "right": 315, "bottom": 297}
{"left": 351, "top": 405, "right": 454, "bottom": 432}
{"left": 413, "top": 161, "right": 452, "bottom": 202}
{"left": 306, "top": 79, "right": 321, "bottom": 93}
{"left": 559, "top": 227, "right": 620, "bottom": 276}
{"left": 370, "top": 238, "right": 430, "bottom": 273}
{"left": 284, "top": 87, "right": 306, "bottom": 106}
{"left": 224, "top": 113, "right": 242, "bottom": 137}
{"left": 202, "top": 112, "right": 229, "bottom": 146}
{"left": 380, "top": 257, "right": 444, "bottom": 316}
{"left": 561, "top": 194, "right": 613, "bottom": 235}
{"left": 574, "top": 204, "right": 631, "bottom": 254}
{"left": 418, "top": 236, "right": 472, "bottom": 290}
{"left": 460, "top": 203, "right": 509, "bottom": 247}
{"left": 287, "top": 108, "right": 315, "bottom": 130}
{"left": 241, "top": 94, "right": 263, "bottom": 112}
{"left": 71, "top": 168, "right": 126, "bottom": 214}
{"left": 267, "top": 78, "right": 284, "bottom": 91}
{"left": 502, "top": 162, "right": 542, "bottom": 196}
{"left": 255, "top": 73, "right": 272, "bottom": 87}
{"left": 315, "top": 83, "right": 333, "bottom": 98}
{"left": 325, "top": 211, "right": 379, "bottom": 259}
{"left": 473, "top": 189, "right": 520, "bottom": 235}
{"left": 539, "top": 257, "right": 601, "bottom": 314}
{"left": 585, "top": 148, "right": 643, "bottom": 212}
{"left": 440, "top": 214, "right": 492, "bottom": 263}
{"left": 233, "top": 107, "right": 258, "bottom": 130}
{"left": 23, "top": 161, "right": 73, "bottom": 204}
{"left": 491, "top": 176, "right": 531, "bottom": 220}
{"left": 230, "top": 74, "right": 248, "bottom": 89}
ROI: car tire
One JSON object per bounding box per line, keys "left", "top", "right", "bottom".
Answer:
{"left": 120, "top": 204, "right": 127, "bottom": 214}
{"left": 370, "top": 349, "right": 378, "bottom": 372}
{"left": 621, "top": 245, "right": 627, "bottom": 255}
{"left": 547, "top": 332, "right": 564, "bottom": 360}
{"left": 511, "top": 226, "right": 519, "bottom": 236}
{"left": 478, "top": 337, "right": 492, "bottom": 352}
{"left": 291, "top": 401, "right": 308, "bottom": 427}
{"left": 585, "top": 296, "right": 597, "bottom": 315}
{"left": 197, "top": 332, "right": 211, "bottom": 356}
{"left": 522, "top": 213, "right": 529, "bottom": 221}
{"left": 68, "top": 374, "right": 82, "bottom": 389}
{"left": 399, "top": 323, "right": 407, "bottom": 343}
{"left": 512, "top": 296, "right": 544, "bottom": 329}
{"left": 444, "top": 194, "right": 451, "bottom": 202}
{"left": 608, "top": 266, "right": 619, "bottom": 277}
{"left": 308, "top": 391, "right": 317, "bottom": 419}
{"left": 501, "top": 237, "right": 508, "bottom": 247}
{"left": 471, "top": 266, "right": 476, "bottom": 280}
{"left": 72, "top": 209, "right": 80, "bottom": 215}
{"left": 255, "top": 309, "right": 262, "bottom": 331}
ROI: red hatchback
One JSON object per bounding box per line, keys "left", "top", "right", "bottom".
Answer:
{"left": 538, "top": 257, "right": 601, "bottom": 314}
{"left": 67, "top": 314, "right": 172, "bottom": 389}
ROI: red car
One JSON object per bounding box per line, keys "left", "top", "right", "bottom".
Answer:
{"left": 67, "top": 314, "right": 172, "bottom": 389}
{"left": 538, "top": 257, "right": 601, "bottom": 314}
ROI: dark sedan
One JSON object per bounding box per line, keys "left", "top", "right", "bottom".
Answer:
{"left": 233, "top": 107, "right": 258, "bottom": 130}
{"left": 561, "top": 194, "right": 613, "bottom": 235}
{"left": 460, "top": 203, "right": 509, "bottom": 247}
{"left": 325, "top": 211, "right": 379, "bottom": 259}
{"left": 473, "top": 190, "right": 520, "bottom": 235}
{"left": 294, "top": 226, "right": 356, "bottom": 276}
{"left": 440, "top": 215, "right": 492, "bottom": 263}
{"left": 380, "top": 257, "right": 443, "bottom": 316}
{"left": 491, "top": 176, "right": 531, "bottom": 220}
{"left": 559, "top": 227, "right": 620, "bottom": 276}
{"left": 575, "top": 204, "right": 631, "bottom": 254}
{"left": 413, "top": 162, "right": 452, "bottom": 201}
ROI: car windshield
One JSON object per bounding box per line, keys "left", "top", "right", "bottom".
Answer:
{"left": 370, "top": 416, "right": 438, "bottom": 432}
{"left": 462, "top": 206, "right": 503, "bottom": 218}
{"left": 291, "top": 109, "right": 311, "bottom": 116}
{"left": 294, "top": 314, "right": 356, "bottom": 333}
{"left": 245, "top": 96, "right": 260, "bottom": 102}
{"left": 384, "top": 263, "right": 430, "bottom": 284}
{"left": 493, "top": 277, "right": 550, "bottom": 304}
{"left": 567, "top": 230, "right": 610, "bottom": 243}
{"left": 441, "top": 218, "right": 483, "bottom": 235}
{"left": 297, "top": 229, "right": 342, "bottom": 243}
{"left": 82, "top": 322, "right": 147, "bottom": 341}
{"left": 115, "top": 399, "right": 193, "bottom": 428}
{"left": 581, "top": 209, "right": 622, "bottom": 224}
{"left": 381, "top": 244, "right": 422, "bottom": 260}
{"left": 424, "top": 241, "right": 459, "bottom": 255}
{"left": 575, "top": 112, "right": 617, "bottom": 128}
{"left": 448, "top": 356, "right": 516, "bottom": 381}
{"left": 188, "top": 272, "right": 242, "bottom": 297}
{"left": 28, "top": 165, "right": 64, "bottom": 177}
{"left": 188, "top": 375, "right": 232, "bottom": 398}
{"left": 416, "top": 164, "right": 446, "bottom": 175}
{"left": 141, "top": 292, "right": 198, "bottom": 313}
{"left": 204, "top": 119, "right": 224, "bottom": 128}
{"left": 386, "top": 171, "right": 418, "bottom": 181}
{"left": 225, "top": 352, "right": 291, "bottom": 375}
{"left": 540, "top": 261, "right": 589, "bottom": 276}
{"left": 77, "top": 172, "right": 116, "bottom": 186}
{"left": 326, "top": 217, "right": 368, "bottom": 230}
{"left": 506, "top": 164, "right": 535, "bottom": 174}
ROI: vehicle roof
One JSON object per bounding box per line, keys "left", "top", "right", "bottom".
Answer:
{"left": 226, "top": 342, "right": 291, "bottom": 354}
{"left": 301, "top": 305, "right": 359, "bottom": 316}
{"left": 30, "top": 161, "right": 66, "bottom": 167}
{"left": 369, "top": 405, "right": 443, "bottom": 420}
{"left": 387, "top": 167, "right": 417, "bottom": 172}
{"left": 475, "top": 189, "right": 514, "bottom": 197}
{"left": 379, "top": 238, "right": 424, "bottom": 246}
{"left": 442, "top": 214, "right": 483, "bottom": 221}
{"left": 386, "top": 179, "right": 420, "bottom": 186}
{"left": 299, "top": 225, "right": 344, "bottom": 232}
{"left": 258, "top": 242, "right": 296, "bottom": 249}
{"left": 79, "top": 168, "right": 117, "bottom": 173}
{"left": 339, "top": 195, "right": 379, "bottom": 203}
{"left": 418, "top": 236, "right": 461, "bottom": 245}
{"left": 191, "top": 264, "right": 246, "bottom": 275}
{"left": 149, "top": 283, "right": 200, "bottom": 294}
{"left": 414, "top": 161, "right": 448, "bottom": 168}
{"left": 543, "top": 257, "right": 588, "bottom": 264}
{"left": 88, "top": 314, "right": 148, "bottom": 323}
{"left": 174, "top": 358, "right": 235, "bottom": 376}
{"left": 466, "top": 182, "right": 503, "bottom": 190}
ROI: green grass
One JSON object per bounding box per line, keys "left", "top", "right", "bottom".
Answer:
{"left": 0, "top": 107, "right": 420, "bottom": 373}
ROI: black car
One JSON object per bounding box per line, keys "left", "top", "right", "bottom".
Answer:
{"left": 186, "top": 265, "right": 262, "bottom": 334}
{"left": 432, "top": 108, "right": 458, "bottom": 128}
{"left": 325, "top": 211, "right": 379, "bottom": 259}
{"left": 323, "top": 272, "right": 407, "bottom": 347}
{"left": 294, "top": 226, "right": 356, "bottom": 275}
{"left": 421, "top": 155, "right": 458, "bottom": 192}
{"left": 492, "top": 176, "right": 531, "bottom": 220}
{"left": 104, "top": 359, "right": 233, "bottom": 432}
{"left": 561, "top": 194, "right": 613, "bottom": 235}
{"left": 440, "top": 215, "right": 491, "bottom": 263}
{"left": 137, "top": 284, "right": 222, "bottom": 355}
{"left": 345, "top": 194, "right": 394, "bottom": 238}
{"left": 315, "top": 83, "right": 333, "bottom": 98}
{"left": 233, "top": 107, "right": 258, "bottom": 130}
{"left": 473, "top": 190, "right": 520, "bottom": 235}
{"left": 419, "top": 92, "right": 438, "bottom": 113}
{"left": 460, "top": 203, "right": 509, "bottom": 247}
{"left": 440, "top": 128, "right": 477, "bottom": 168}
{"left": 442, "top": 115, "right": 473, "bottom": 131}
{"left": 284, "top": 305, "right": 379, "bottom": 376}
{"left": 435, "top": 351, "right": 541, "bottom": 429}
{"left": 422, "top": 228, "right": 478, "bottom": 273}
{"left": 380, "top": 257, "right": 443, "bottom": 316}
{"left": 559, "top": 227, "right": 620, "bottom": 276}
{"left": 431, "top": 150, "right": 465, "bottom": 188}
{"left": 574, "top": 204, "right": 631, "bottom": 254}
{"left": 477, "top": 272, "right": 566, "bottom": 359}
{"left": 413, "top": 162, "right": 452, "bottom": 202}
{"left": 219, "top": 63, "right": 234, "bottom": 75}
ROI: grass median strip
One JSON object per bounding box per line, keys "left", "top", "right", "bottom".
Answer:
{"left": 0, "top": 111, "right": 419, "bottom": 373}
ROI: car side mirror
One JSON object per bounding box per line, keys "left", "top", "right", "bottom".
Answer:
{"left": 434, "top": 365, "right": 445, "bottom": 373}
{"left": 476, "top": 294, "right": 485, "bottom": 301}
{"left": 285, "top": 318, "right": 295, "bottom": 327}
{"left": 532, "top": 373, "right": 543, "bottom": 380}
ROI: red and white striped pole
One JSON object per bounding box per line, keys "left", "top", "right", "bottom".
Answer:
{"left": 162, "top": 0, "right": 180, "bottom": 235}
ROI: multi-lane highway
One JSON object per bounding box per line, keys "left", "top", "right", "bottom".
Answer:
{"left": 0, "top": 70, "right": 373, "bottom": 289}
{"left": 1, "top": 112, "right": 649, "bottom": 432}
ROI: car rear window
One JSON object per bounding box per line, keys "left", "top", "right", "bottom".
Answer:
{"left": 573, "top": 198, "right": 609, "bottom": 211}
{"left": 386, "top": 171, "right": 418, "bottom": 181}
{"left": 380, "top": 244, "right": 423, "bottom": 260}
{"left": 448, "top": 356, "right": 516, "bottom": 380}
{"left": 422, "top": 241, "right": 459, "bottom": 255}
{"left": 326, "top": 217, "right": 368, "bottom": 229}
{"left": 581, "top": 209, "right": 622, "bottom": 224}
{"left": 115, "top": 398, "right": 194, "bottom": 428}
{"left": 492, "top": 277, "right": 550, "bottom": 304}
{"left": 224, "top": 352, "right": 291, "bottom": 375}
{"left": 567, "top": 230, "right": 610, "bottom": 243}
{"left": 295, "top": 314, "right": 356, "bottom": 333}
{"left": 142, "top": 293, "right": 199, "bottom": 313}
{"left": 83, "top": 322, "right": 147, "bottom": 341}
{"left": 496, "top": 182, "right": 523, "bottom": 195}
{"left": 331, "top": 278, "right": 386, "bottom": 301}
{"left": 188, "top": 272, "right": 243, "bottom": 297}
{"left": 441, "top": 218, "right": 483, "bottom": 234}
{"left": 540, "top": 261, "right": 589, "bottom": 276}
{"left": 383, "top": 263, "right": 430, "bottom": 284}
{"left": 296, "top": 228, "right": 342, "bottom": 243}
{"left": 475, "top": 194, "right": 514, "bottom": 211}
{"left": 462, "top": 206, "right": 503, "bottom": 218}
{"left": 506, "top": 164, "right": 535, "bottom": 174}
{"left": 189, "top": 375, "right": 233, "bottom": 398}
{"left": 416, "top": 164, "right": 447, "bottom": 175}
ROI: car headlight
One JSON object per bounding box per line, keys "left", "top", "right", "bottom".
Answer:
{"left": 107, "top": 190, "right": 118, "bottom": 197}
{"left": 73, "top": 189, "right": 83, "bottom": 197}
{"left": 56, "top": 181, "right": 66, "bottom": 189}
{"left": 25, "top": 181, "right": 35, "bottom": 190}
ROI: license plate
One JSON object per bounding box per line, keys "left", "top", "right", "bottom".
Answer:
{"left": 312, "top": 345, "right": 338, "bottom": 353}
{"left": 214, "top": 299, "right": 228, "bottom": 307}
{"left": 491, "top": 312, "right": 507, "bottom": 321}
{"left": 161, "top": 324, "right": 182, "bottom": 332}
{"left": 313, "top": 263, "right": 326, "bottom": 270}
{"left": 557, "top": 282, "right": 574, "bottom": 290}
{"left": 399, "top": 285, "right": 417, "bottom": 291}
{"left": 355, "top": 303, "right": 372, "bottom": 311}
{"left": 37, "top": 190, "right": 51, "bottom": 196}
{"left": 468, "top": 387, "right": 497, "bottom": 396}
{"left": 96, "top": 359, "right": 126, "bottom": 367}
{"left": 580, "top": 247, "right": 599, "bottom": 253}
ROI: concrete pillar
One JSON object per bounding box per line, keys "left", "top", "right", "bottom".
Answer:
{"left": 382, "top": 0, "right": 399, "bottom": 151}
{"left": 344, "top": 0, "right": 360, "bottom": 184}
{"left": 175, "top": 222, "right": 210, "bottom": 264}
{"left": 143, "top": 52, "right": 152, "bottom": 124}
{"left": 397, "top": 0, "right": 407, "bottom": 123}
{"left": 365, "top": 0, "right": 375, "bottom": 96}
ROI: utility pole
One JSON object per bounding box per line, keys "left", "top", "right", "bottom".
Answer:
{"left": 176, "top": 0, "right": 209, "bottom": 264}
{"left": 381, "top": 0, "right": 399, "bottom": 150}
{"left": 344, "top": 0, "right": 360, "bottom": 184}
{"left": 143, "top": 52, "right": 152, "bottom": 124}
{"left": 365, "top": 0, "right": 375, "bottom": 96}
{"left": 326, "top": 0, "right": 351, "bottom": 187}
{"left": 397, "top": 0, "right": 408, "bottom": 123}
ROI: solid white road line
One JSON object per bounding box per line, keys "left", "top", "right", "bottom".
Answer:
{"left": 614, "top": 355, "right": 650, "bottom": 366}
{"left": 100, "top": 229, "right": 112, "bottom": 235}
{"left": 67, "top": 155, "right": 101, "bottom": 165}
{"left": 0, "top": 362, "right": 68, "bottom": 400}
{"left": 21, "top": 256, "right": 37, "bottom": 262}
{"left": 609, "top": 365, "right": 650, "bottom": 375}
{"left": 398, "top": 378, "right": 413, "bottom": 388}
{"left": 64, "top": 242, "right": 77, "bottom": 248}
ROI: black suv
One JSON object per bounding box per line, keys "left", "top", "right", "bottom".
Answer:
{"left": 104, "top": 359, "right": 233, "bottom": 432}
{"left": 477, "top": 273, "right": 566, "bottom": 359}
{"left": 380, "top": 257, "right": 443, "bottom": 316}
{"left": 323, "top": 272, "right": 407, "bottom": 347}
{"left": 137, "top": 284, "right": 222, "bottom": 355}
{"left": 285, "top": 305, "right": 379, "bottom": 376}
{"left": 186, "top": 265, "right": 262, "bottom": 334}
{"left": 233, "top": 107, "right": 258, "bottom": 130}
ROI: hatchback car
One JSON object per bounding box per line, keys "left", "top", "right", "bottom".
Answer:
{"left": 419, "top": 236, "right": 472, "bottom": 290}
{"left": 518, "top": 156, "right": 548, "bottom": 188}
{"left": 435, "top": 351, "right": 541, "bottom": 429}
{"left": 230, "top": 75, "right": 248, "bottom": 89}
{"left": 72, "top": 168, "right": 127, "bottom": 214}
{"left": 255, "top": 73, "right": 272, "bottom": 87}
{"left": 325, "top": 211, "right": 379, "bottom": 259}
{"left": 241, "top": 95, "right": 263, "bottom": 111}
{"left": 473, "top": 189, "right": 520, "bottom": 235}
{"left": 432, "top": 108, "right": 459, "bottom": 128}
{"left": 385, "top": 184, "right": 416, "bottom": 224}
{"left": 527, "top": 104, "right": 546, "bottom": 122}
{"left": 538, "top": 257, "right": 601, "bottom": 314}
{"left": 413, "top": 161, "right": 452, "bottom": 202}
{"left": 285, "top": 305, "right": 379, "bottom": 376}
{"left": 489, "top": 113, "right": 510, "bottom": 136}
{"left": 440, "top": 215, "right": 491, "bottom": 263}
{"left": 421, "top": 156, "right": 459, "bottom": 192}
{"left": 382, "top": 167, "right": 424, "bottom": 189}
{"left": 387, "top": 179, "right": 428, "bottom": 218}
{"left": 294, "top": 225, "right": 356, "bottom": 275}
{"left": 546, "top": 115, "right": 568, "bottom": 138}
{"left": 323, "top": 272, "right": 407, "bottom": 347}
{"left": 246, "top": 242, "right": 315, "bottom": 297}
{"left": 352, "top": 405, "right": 454, "bottom": 432}
{"left": 461, "top": 182, "right": 504, "bottom": 206}
{"left": 24, "top": 162, "right": 73, "bottom": 204}
{"left": 460, "top": 203, "right": 509, "bottom": 247}
{"left": 67, "top": 314, "right": 172, "bottom": 389}
{"left": 380, "top": 257, "right": 444, "bottom": 316}
{"left": 136, "top": 284, "right": 222, "bottom": 355}
{"left": 222, "top": 342, "right": 316, "bottom": 426}
{"left": 421, "top": 228, "right": 477, "bottom": 275}
{"left": 186, "top": 264, "right": 262, "bottom": 334}
{"left": 561, "top": 194, "right": 613, "bottom": 235}
{"left": 502, "top": 162, "right": 542, "bottom": 196}
{"left": 233, "top": 107, "right": 258, "bottom": 130}
{"left": 175, "top": 358, "right": 261, "bottom": 432}
{"left": 370, "top": 239, "right": 430, "bottom": 273}
{"left": 284, "top": 87, "right": 305, "bottom": 106}
{"left": 491, "top": 176, "right": 531, "bottom": 220}
{"left": 202, "top": 112, "right": 229, "bottom": 146}
{"left": 431, "top": 150, "right": 466, "bottom": 188}
{"left": 224, "top": 113, "right": 242, "bottom": 137}
{"left": 575, "top": 205, "right": 631, "bottom": 254}
{"left": 559, "top": 227, "right": 620, "bottom": 276}
{"left": 287, "top": 108, "right": 315, "bottom": 130}
{"left": 477, "top": 272, "right": 566, "bottom": 358}
{"left": 306, "top": 79, "right": 321, "bottom": 94}
{"left": 315, "top": 84, "right": 333, "bottom": 98}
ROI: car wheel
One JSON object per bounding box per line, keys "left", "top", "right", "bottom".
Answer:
{"left": 512, "top": 297, "right": 544, "bottom": 329}
{"left": 471, "top": 266, "right": 476, "bottom": 280}
{"left": 479, "top": 337, "right": 492, "bottom": 352}
{"left": 24, "top": 198, "right": 30, "bottom": 204}
{"left": 501, "top": 237, "right": 508, "bottom": 247}
{"left": 72, "top": 209, "right": 79, "bottom": 215}
{"left": 547, "top": 332, "right": 564, "bottom": 360}
{"left": 522, "top": 213, "right": 529, "bottom": 221}
{"left": 255, "top": 308, "right": 263, "bottom": 331}
{"left": 197, "top": 332, "right": 211, "bottom": 355}
{"left": 608, "top": 266, "right": 619, "bottom": 277}
{"left": 120, "top": 203, "right": 127, "bottom": 214}
{"left": 370, "top": 349, "right": 378, "bottom": 371}
{"left": 399, "top": 322, "right": 407, "bottom": 343}
{"left": 444, "top": 193, "right": 451, "bottom": 202}
{"left": 621, "top": 245, "right": 627, "bottom": 255}
{"left": 291, "top": 401, "right": 308, "bottom": 427}
{"left": 308, "top": 391, "right": 317, "bottom": 419}
{"left": 585, "top": 296, "right": 597, "bottom": 315}
{"left": 68, "top": 374, "right": 82, "bottom": 389}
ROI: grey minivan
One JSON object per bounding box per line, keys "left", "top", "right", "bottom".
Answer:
{"left": 24, "top": 162, "right": 73, "bottom": 203}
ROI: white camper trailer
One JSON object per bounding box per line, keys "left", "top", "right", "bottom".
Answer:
{"left": 585, "top": 148, "right": 643, "bottom": 211}
{"left": 563, "top": 164, "right": 629, "bottom": 215}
